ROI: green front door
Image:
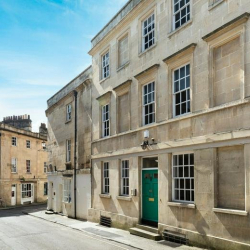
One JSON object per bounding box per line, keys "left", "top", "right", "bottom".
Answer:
{"left": 142, "top": 169, "right": 158, "bottom": 223}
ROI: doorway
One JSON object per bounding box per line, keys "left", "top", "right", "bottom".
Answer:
{"left": 11, "top": 184, "right": 16, "bottom": 206}
{"left": 141, "top": 157, "right": 158, "bottom": 227}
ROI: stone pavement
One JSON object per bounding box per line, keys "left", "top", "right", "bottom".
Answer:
{"left": 22, "top": 207, "right": 206, "bottom": 250}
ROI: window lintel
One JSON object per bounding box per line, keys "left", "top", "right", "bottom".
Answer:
{"left": 96, "top": 91, "right": 112, "bottom": 103}
{"left": 134, "top": 64, "right": 160, "bottom": 80}
{"left": 163, "top": 43, "right": 196, "bottom": 65}
{"left": 113, "top": 79, "right": 132, "bottom": 96}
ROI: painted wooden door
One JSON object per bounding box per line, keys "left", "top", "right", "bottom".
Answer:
{"left": 142, "top": 169, "right": 158, "bottom": 223}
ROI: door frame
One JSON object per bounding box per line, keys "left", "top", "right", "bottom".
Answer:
{"left": 140, "top": 155, "right": 158, "bottom": 225}
{"left": 11, "top": 184, "right": 16, "bottom": 206}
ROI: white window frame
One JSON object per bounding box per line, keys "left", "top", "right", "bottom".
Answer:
{"left": 121, "top": 160, "right": 129, "bottom": 196}
{"left": 63, "top": 179, "right": 71, "bottom": 203}
{"left": 102, "top": 104, "right": 110, "bottom": 138}
{"left": 22, "top": 183, "right": 32, "bottom": 198}
{"left": 173, "top": 0, "right": 190, "bottom": 30}
{"left": 142, "top": 13, "right": 155, "bottom": 52}
{"left": 102, "top": 162, "right": 109, "bottom": 194}
{"left": 26, "top": 140, "right": 31, "bottom": 149}
{"left": 11, "top": 158, "right": 17, "bottom": 173}
{"left": 173, "top": 63, "right": 191, "bottom": 117}
{"left": 143, "top": 82, "right": 156, "bottom": 126}
{"left": 26, "top": 160, "right": 31, "bottom": 173}
{"left": 66, "top": 139, "right": 71, "bottom": 162}
{"left": 12, "top": 137, "right": 17, "bottom": 146}
{"left": 102, "top": 51, "right": 110, "bottom": 79}
{"left": 66, "top": 104, "right": 72, "bottom": 121}
{"left": 172, "top": 153, "right": 194, "bottom": 203}
{"left": 44, "top": 162, "right": 47, "bottom": 173}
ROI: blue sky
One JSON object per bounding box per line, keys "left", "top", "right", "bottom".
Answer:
{"left": 0, "top": 0, "right": 127, "bottom": 131}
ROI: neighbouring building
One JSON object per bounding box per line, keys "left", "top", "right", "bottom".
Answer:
{"left": 0, "top": 116, "right": 48, "bottom": 206}
{"left": 87, "top": 0, "right": 250, "bottom": 249}
{"left": 45, "top": 67, "right": 92, "bottom": 219}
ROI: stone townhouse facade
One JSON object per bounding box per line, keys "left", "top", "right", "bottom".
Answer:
{"left": 45, "top": 67, "right": 92, "bottom": 219}
{"left": 87, "top": 0, "right": 250, "bottom": 249}
{"left": 0, "top": 118, "right": 48, "bottom": 206}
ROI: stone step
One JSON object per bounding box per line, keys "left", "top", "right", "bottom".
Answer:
{"left": 129, "top": 227, "right": 162, "bottom": 241}
{"left": 136, "top": 224, "right": 159, "bottom": 234}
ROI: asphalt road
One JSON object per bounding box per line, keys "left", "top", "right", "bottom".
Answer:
{"left": 0, "top": 206, "right": 138, "bottom": 250}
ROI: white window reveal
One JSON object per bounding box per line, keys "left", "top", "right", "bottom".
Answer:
{"left": 26, "top": 140, "right": 31, "bottom": 148}
{"left": 66, "top": 104, "right": 72, "bottom": 121}
{"left": 173, "top": 0, "right": 190, "bottom": 30}
{"left": 172, "top": 153, "right": 194, "bottom": 203}
{"left": 12, "top": 137, "right": 17, "bottom": 146}
{"left": 102, "top": 104, "right": 110, "bottom": 137}
{"left": 11, "top": 158, "right": 17, "bottom": 173}
{"left": 102, "top": 52, "right": 110, "bottom": 79}
{"left": 121, "top": 160, "right": 129, "bottom": 196}
{"left": 66, "top": 139, "right": 71, "bottom": 162}
{"left": 103, "top": 162, "right": 109, "bottom": 194}
{"left": 63, "top": 179, "right": 71, "bottom": 203}
{"left": 142, "top": 13, "right": 155, "bottom": 51}
{"left": 26, "top": 160, "right": 31, "bottom": 173}
{"left": 143, "top": 82, "right": 155, "bottom": 125}
{"left": 173, "top": 64, "right": 190, "bottom": 117}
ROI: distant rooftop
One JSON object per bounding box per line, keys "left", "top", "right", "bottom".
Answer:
{"left": 91, "top": 0, "right": 142, "bottom": 48}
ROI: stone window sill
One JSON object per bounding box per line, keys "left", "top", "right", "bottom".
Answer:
{"left": 99, "top": 194, "right": 111, "bottom": 199}
{"left": 65, "top": 120, "right": 71, "bottom": 124}
{"left": 138, "top": 43, "right": 157, "bottom": 57}
{"left": 213, "top": 208, "right": 248, "bottom": 216}
{"left": 99, "top": 75, "right": 110, "bottom": 84}
{"left": 208, "top": 0, "right": 224, "bottom": 11}
{"left": 168, "top": 19, "right": 193, "bottom": 38}
{"left": 116, "top": 195, "right": 132, "bottom": 202}
{"left": 117, "top": 61, "right": 130, "bottom": 72}
{"left": 168, "top": 202, "right": 196, "bottom": 209}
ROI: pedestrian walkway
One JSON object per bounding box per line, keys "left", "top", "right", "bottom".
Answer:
{"left": 22, "top": 208, "right": 205, "bottom": 250}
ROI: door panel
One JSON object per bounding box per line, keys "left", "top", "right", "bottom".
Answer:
{"left": 142, "top": 170, "right": 158, "bottom": 223}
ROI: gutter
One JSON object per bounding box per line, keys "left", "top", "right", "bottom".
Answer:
{"left": 73, "top": 90, "right": 78, "bottom": 219}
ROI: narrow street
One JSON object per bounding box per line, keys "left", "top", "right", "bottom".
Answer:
{"left": 0, "top": 205, "right": 137, "bottom": 250}
{"left": 0, "top": 205, "right": 203, "bottom": 250}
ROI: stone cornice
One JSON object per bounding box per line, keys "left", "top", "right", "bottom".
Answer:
{"left": 96, "top": 91, "right": 112, "bottom": 102}
{"left": 202, "top": 12, "right": 250, "bottom": 42}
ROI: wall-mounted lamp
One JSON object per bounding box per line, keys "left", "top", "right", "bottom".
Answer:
{"left": 141, "top": 130, "right": 157, "bottom": 150}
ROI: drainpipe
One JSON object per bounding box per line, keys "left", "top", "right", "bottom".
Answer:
{"left": 73, "top": 90, "right": 78, "bottom": 219}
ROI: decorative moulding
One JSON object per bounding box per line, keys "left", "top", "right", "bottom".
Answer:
{"left": 202, "top": 12, "right": 250, "bottom": 42}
